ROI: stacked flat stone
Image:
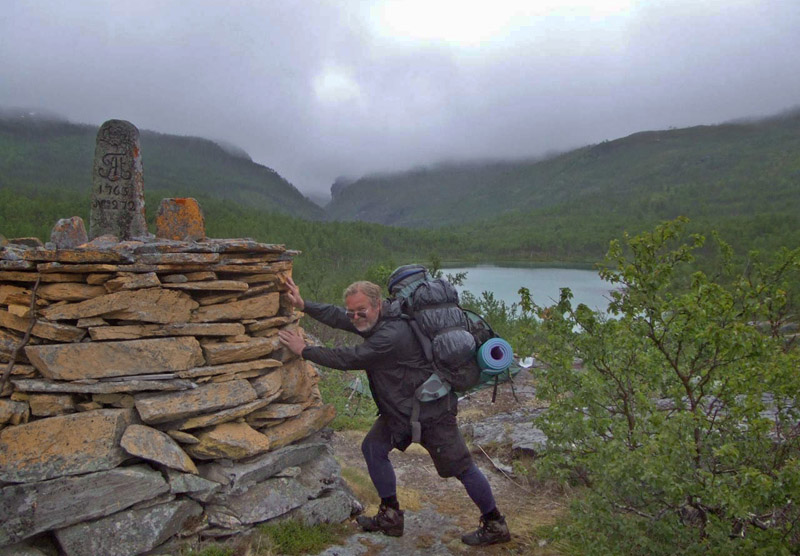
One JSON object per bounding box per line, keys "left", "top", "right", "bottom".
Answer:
{"left": 0, "top": 233, "right": 356, "bottom": 556}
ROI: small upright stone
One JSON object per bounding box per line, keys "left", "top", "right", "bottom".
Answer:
{"left": 156, "top": 198, "right": 206, "bottom": 241}
{"left": 90, "top": 120, "right": 147, "bottom": 240}
{"left": 50, "top": 217, "right": 88, "bottom": 249}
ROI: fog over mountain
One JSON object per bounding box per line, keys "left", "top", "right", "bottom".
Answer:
{"left": 2, "top": 1, "right": 799, "bottom": 199}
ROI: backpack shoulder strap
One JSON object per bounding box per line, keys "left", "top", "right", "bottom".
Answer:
{"left": 406, "top": 314, "right": 434, "bottom": 363}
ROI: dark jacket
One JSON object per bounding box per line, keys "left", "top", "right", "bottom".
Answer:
{"left": 301, "top": 299, "right": 456, "bottom": 436}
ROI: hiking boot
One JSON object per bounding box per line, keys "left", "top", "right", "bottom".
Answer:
{"left": 461, "top": 515, "right": 511, "bottom": 546}
{"left": 356, "top": 504, "right": 404, "bottom": 537}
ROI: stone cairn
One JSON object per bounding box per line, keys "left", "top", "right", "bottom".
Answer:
{"left": 0, "top": 120, "right": 359, "bottom": 556}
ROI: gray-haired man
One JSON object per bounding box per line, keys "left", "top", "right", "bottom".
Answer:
{"left": 278, "top": 277, "right": 511, "bottom": 546}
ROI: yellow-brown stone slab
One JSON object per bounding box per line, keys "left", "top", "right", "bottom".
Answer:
{"left": 118, "top": 263, "right": 209, "bottom": 273}
{"left": 185, "top": 422, "right": 271, "bottom": 460}
{"left": 163, "top": 280, "right": 249, "bottom": 292}
{"left": 92, "top": 393, "right": 135, "bottom": 408}
{"left": 28, "top": 393, "right": 76, "bottom": 417}
{"left": 177, "top": 358, "right": 281, "bottom": 379}
{"left": 86, "top": 273, "right": 113, "bottom": 284}
{"left": 194, "top": 292, "right": 241, "bottom": 306}
{"left": 0, "top": 398, "right": 29, "bottom": 426}
{"left": 38, "top": 283, "right": 108, "bottom": 301}
{"left": 76, "top": 401, "right": 103, "bottom": 411}
{"left": 89, "top": 322, "right": 245, "bottom": 341}
{"left": 219, "top": 253, "right": 281, "bottom": 264}
{"left": 2, "top": 295, "right": 49, "bottom": 313}
{"left": 194, "top": 284, "right": 278, "bottom": 307}
{"left": 246, "top": 313, "right": 300, "bottom": 333}
{"left": 0, "top": 309, "right": 86, "bottom": 342}
{"left": 104, "top": 272, "right": 161, "bottom": 292}
{"left": 134, "top": 379, "right": 257, "bottom": 424}
{"left": 121, "top": 424, "right": 198, "bottom": 474}
{"left": 279, "top": 359, "right": 319, "bottom": 403}
{"left": 0, "top": 408, "right": 137, "bottom": 483}
{"left": 248, "top": 402, "right": 309, "bottom": 420}
{"left": 0, "top": 271, "right": 85, "bottom": 283}
{"left": 0, "top": 284, "right": 29, "bottom": 304}
{"left": 206, "top": 264, "right": 275, "bottom": 273}
{"left": 200, "top": 369, "right": 273, "bottom": 383}
{"left": 185, "top": 271, "right": 216, "bottom": 281}
{"left": 137, "top": 253, "right": 219, "bottom": 265}
{"left": 167, "top": 429, "right": 200, "bottom": 445}
{"left": 22, "top": 248, "right": 128, "bottom": 263}
{"left": 236, "top": 273, "right": 282, "bottom": 284}
{"left": 201, "top": 336, "right": 281, "bottom": 365}
{"left": 76, "top": 316, "right": 108, "bottom": 327}
{"left": 24, "top": 336, "right": 204, "bottom": 380}
{"left": 7, "top": 363, "right": 36, "bottom": 377}
{"left": 0, "top": 329, "right": 26, "bottom": 363}
{"left": 191, "top": 292, "right": 280, "bottom": 323}
{"left": 41, "top": 288, "right": 198, "bottom": 323}
{"left": 37, "top": 263, "right": 122, "bottom": 273}
{"left": 261, "top": 404, "right": 335, "bottom": 452}
{"left": 164, "top": 398, "right": 270, "bottom": 431}
{"left": 7, "top": 303, "right": 33, "bottom": 318}
{"left": 249, "top": 369, "right": 283, "bottom": 398}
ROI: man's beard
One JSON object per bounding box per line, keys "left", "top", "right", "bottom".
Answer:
{"left": 353, "top": 317, "right": 378, "bottom": 333}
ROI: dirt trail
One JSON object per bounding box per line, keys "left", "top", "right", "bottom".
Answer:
{"left": 322, "top": 370, "right": 565, "bottom": 555}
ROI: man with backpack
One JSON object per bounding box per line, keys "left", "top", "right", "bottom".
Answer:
{"left": 277, "top": 275, "right": 511, "bottom": 546}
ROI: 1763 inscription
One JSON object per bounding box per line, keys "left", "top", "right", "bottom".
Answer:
{"left": 89, "top": 120, "right": 148, "bottom": 240}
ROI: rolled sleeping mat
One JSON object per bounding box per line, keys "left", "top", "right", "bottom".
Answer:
{"left": 477, "top": 337, "right": 514, "bottom": 374}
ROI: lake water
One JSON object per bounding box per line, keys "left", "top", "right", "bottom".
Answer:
{"left": 444, "top": 265, "right": 615, "bottom": 312}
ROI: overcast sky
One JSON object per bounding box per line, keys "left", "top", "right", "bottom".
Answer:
{"left": 2, "top": 1, "right": 799, "bottom": 198}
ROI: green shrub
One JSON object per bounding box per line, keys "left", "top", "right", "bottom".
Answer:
{"left": 459, "top": 288, "right": 544, "bottom": 359}
{"left": 535, "top": 218, "right": 800, "bottom": 555}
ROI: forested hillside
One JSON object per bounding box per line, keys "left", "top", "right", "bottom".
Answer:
{"left": 0, "top": 111, "right": 324, "bottom": 220}
{"left": 326, "top": 110, "right": 800, "bottom": 234}
{"left": 2, "top": 109, "right": 799, "bottom": 275}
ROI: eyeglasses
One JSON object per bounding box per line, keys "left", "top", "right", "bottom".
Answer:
{"left": 345, "top": 309, "right": 369, "bottom": 320}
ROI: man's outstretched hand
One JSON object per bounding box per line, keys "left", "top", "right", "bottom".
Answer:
{"left": 278, "top": 328, "right": 307, "bottom": 356}
{"left": 284, "top": 276, "right": 304, "bottom": 310}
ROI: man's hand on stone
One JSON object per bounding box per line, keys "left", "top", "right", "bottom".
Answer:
{"left": 284, "top": 276, "right": 305, "bottom": 310}
{"left": 278, "top": 328, "right": 307, "bottom": 356}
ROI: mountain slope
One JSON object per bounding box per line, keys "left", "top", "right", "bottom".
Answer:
{"left": 0, "top": 112, "right": 324, "bottom": 220}
{"left": 325, "top": 111, "right": 800, "bottom": 229}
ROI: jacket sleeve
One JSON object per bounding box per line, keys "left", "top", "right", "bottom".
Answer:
{"left": 302, "top": 300, "right": 359, "bottom": 333}
{"left": 302, "top": 323, "right": 396, "bottom": 370}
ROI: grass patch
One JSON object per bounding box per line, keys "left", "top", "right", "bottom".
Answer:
{"left": 340, "top": 463, "right": 380, "bottom": 509}
{"left": 395, "top": 486, "right": 423, "bottom": 512}
{"left": 256, "top": 518, "right": 350, "bottom": 555}
{"left": 316, "top": 369, "right": 375, "bottom": 431}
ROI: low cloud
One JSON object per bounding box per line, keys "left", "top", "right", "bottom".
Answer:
{"left": 2, "top": 0, "right": 798, "bottom": 197}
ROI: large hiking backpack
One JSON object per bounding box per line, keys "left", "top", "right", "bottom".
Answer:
{"left": 388, "top": 263, "right": 496, "bottom": 385}
{"left": 388, "top": 264, "right": 497, "bottom": 442}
